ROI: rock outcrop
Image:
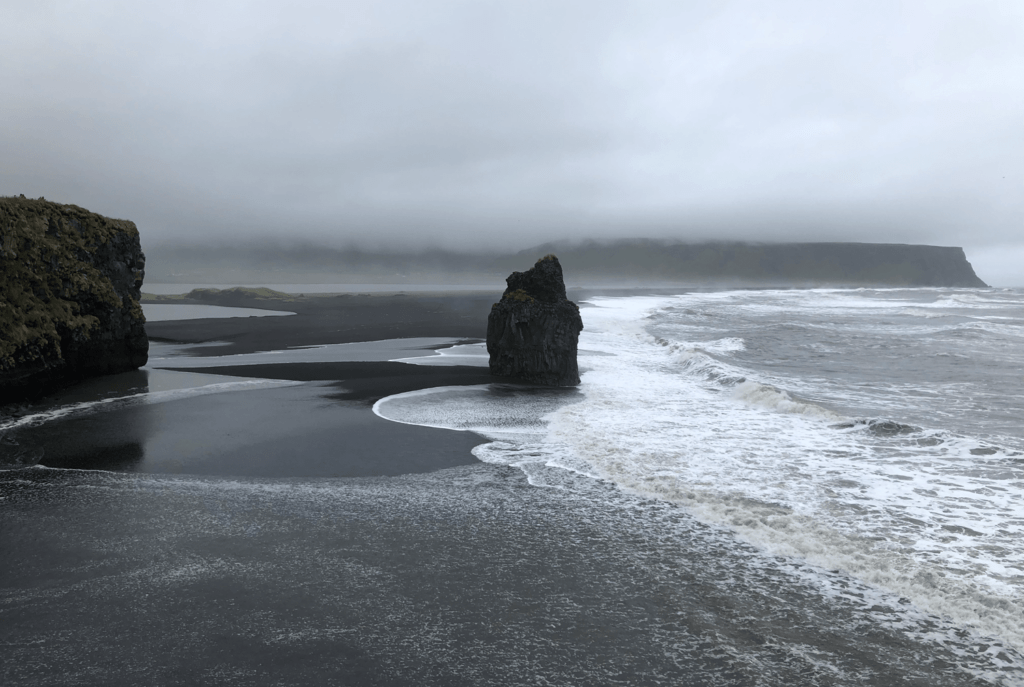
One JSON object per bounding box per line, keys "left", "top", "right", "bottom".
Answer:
{"left": 487, "top": 255, "right": 583, "bottom": 386}
{"left": 1, "top": 196, "right": 147, "bottom": 402}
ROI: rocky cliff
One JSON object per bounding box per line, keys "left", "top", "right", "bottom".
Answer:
{"left": 1, "top": 196, "right": 147, "bottom": 402}
{"left": 487, "top": 255, "right": 583, "bottom": 386}
{"left": 506, "top": 240, "right": 989, "bottom": 287}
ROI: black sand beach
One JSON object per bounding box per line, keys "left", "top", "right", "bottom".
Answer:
{"left": 14, "top": 291, "right": 505, "bottom": 478}
{"left": 1, "top": 290, "right": 1005, "bottom": 686}
{"left": 144, "top": 291, "right": 499, "bottom": 355}
{"left": 30, "top": 382, "right": 488, "bottom": 477}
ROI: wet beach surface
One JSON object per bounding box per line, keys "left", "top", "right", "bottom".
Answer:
{"left": 143, "top": 291, "right": 501, "bottom": 355}
{"left": 1, "top": 464, "right": 1001, "bottom": 686}
{"left": 24, "top": 381, "right": 488, "bottom": 477}
{"left": 1, "top": 290, "right": 1019, "bottom": 685}
{"left": 5, "top": 292, "right": 505, "bottom": 478}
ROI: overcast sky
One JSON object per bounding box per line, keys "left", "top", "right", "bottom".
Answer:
{"left": 2, "top": 0, "right": 1022, "bottom": 282}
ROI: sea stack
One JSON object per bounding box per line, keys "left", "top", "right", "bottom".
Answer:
{"left": 487, "top": 255, "right": 583, "bottom": 386}
{"left": 0, "top": 196, "right": 148, "bottom": 403}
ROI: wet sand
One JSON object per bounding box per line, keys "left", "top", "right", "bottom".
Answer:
{"left": 144, "top": 292, "right": 500, "bottom": 355}
{"left": 31, "top": 382, "right": 489, "bottom": 477}
{"left": 1, "top": 290, "right": 1003, "bottom": 686}
{"left": 8, "top": 291, "right": 506, "bottom": 478}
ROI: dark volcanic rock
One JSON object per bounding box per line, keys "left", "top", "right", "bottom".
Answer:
{"left": 487, "top": 255, "right": 583, "bottom": 386}
{"left": 0, "top": 196, "right": 147, "bottom": 403}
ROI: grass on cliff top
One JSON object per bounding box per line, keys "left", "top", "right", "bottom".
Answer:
{"left": 140, "top": 287, "right": 297, "bottom": 303}
{"left": 188, "top": 287, "right": 296, "bottom": 300}
{"left": 0, "top": 196, "right": 141, "bottom": 369}
{"left": 140, "top": 293, "right": 186, "bottom": 302}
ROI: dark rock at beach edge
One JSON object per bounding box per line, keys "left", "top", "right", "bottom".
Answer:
{"left": 0, "top": 196, "right": 148, "bottom": 403}
{"left": 487, "top": 255, "right": 583, "bottom": 386}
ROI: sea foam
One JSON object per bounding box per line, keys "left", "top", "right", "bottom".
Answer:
{"left": 374, "top": 288, "right": 1024, "bottom": 675}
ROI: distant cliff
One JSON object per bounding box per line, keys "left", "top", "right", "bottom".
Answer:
{"left": 144, "top": 239, "right": 988, "bottom": 287}
{"left": 508, "top": 240, "right": 989, "bottom": 287}
{"left": 1, "top": 196, "right": 148, "bottom": 402}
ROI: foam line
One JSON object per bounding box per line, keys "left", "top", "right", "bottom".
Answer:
{"left": 1, "top": 379, "right": 304, "bottom": 433}
{"left": 371, "top": 288, "right": 1024, "bottom": 665}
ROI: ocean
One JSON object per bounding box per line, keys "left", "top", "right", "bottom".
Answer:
{"left": 2, "top": 287, "right": 1022, "bottom": 685}
{"left": 376, "top": 287, "right": 1024, "bottom": 683}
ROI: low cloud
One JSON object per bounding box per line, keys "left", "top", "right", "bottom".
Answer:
{"left": 2, "top": 0, "right": 1021, "bottom": 258}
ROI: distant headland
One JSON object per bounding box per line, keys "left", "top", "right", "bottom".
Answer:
{"left": 508, "top": 240, "right": 989, "bottom": 288}
{"left": 146, "top": 238, "right": 988, "bottom": 288}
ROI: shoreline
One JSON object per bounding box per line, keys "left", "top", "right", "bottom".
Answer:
{"left": 3, "top": 287, "right": 1022, "bottom": 685}
{"left": 10, "top": 292, "right": 517, "bottom": 478}
{"left": 31, "top": 381, "right": 490, "bottom": 478}
{"left": 143, "top": 291, "right": 499, "bottom": 356}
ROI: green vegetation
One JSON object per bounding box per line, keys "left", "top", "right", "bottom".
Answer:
{"left": 141, "top": 287, "right": 298, "bottom": 304}
{"left": 506, "top": 289, "right": 536, "bottom": 303}
{"left": 0, "top": 196, "right": 140, "bottom": 370}
{"left": 140, "top": 292, "right": 185, "bottom": 302}
{"left": 187, "top": 286, "right": 295, "bottom": 301}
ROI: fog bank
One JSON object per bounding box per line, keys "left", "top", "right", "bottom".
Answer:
{"left": 3, "top": 1, "right": 1021, "bottom": 264}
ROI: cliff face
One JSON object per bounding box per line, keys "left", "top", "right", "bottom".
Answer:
{"left": 1, "top": 196, "right": 147, "bottom": 402}
{"left": 505, "top": 241, "right": 989, "bottom": 287}
{"left": 487, "top": 256, "right": 583, "bottom": 386}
